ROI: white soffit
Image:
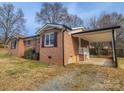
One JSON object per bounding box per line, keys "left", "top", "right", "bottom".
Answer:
{"left": 69, "top": 27, "right": 85, "bottom": 34}
{"left": 72, "top": 27, "right": 84, "bottom": 30}
{"left": 73, "top": 30, "right": 113, "bottom": 42}
{"left": 69, "top": 29, "right": 84, "bottom": 34}
{"left": 37, "top": 24, "right": 64, "bottom": 34}
{"left": 41, "top": 25, "right": 63, "bottom": 31}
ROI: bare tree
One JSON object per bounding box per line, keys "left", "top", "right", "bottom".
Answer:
{"left": 36, "top": 3, "right": 84, "bottom": 28}
{"left": 0, "top": 3, "right": 25, "bottom": 44}
{"left": 65, "top": 14, "right": 83, "bottom": 28}
{"left": 36, "top": 3, "right": 68, "bottom": 24}
{"left": 87, "top": 16, "right": 99, "bottom": 29}
{"left": 90, "top": 42, "right": 104, "bottom": 55}
{"left": 86, "top": 12, "right": 124, "bottom": 49}
{"left": 96, "top": 12, "right": 124, "bottom": 29}
{"left": 87, "top": 12, "right": 124, "bottom": 28}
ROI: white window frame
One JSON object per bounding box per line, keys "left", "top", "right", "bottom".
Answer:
{"left": 44, "top": 32, "right": 54, "bottom": 47}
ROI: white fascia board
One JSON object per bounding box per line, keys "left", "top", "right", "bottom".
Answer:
{"left": 72, "top": 27, "right": 84, "bottom": 30}
{"left": 49, "top": 24, "right": 63, "bottom": 29}
{"left": 36, "top": 24, "right": 64, "bottom": 34}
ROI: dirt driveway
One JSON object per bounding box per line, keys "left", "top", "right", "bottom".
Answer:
{"left": 37, "top": 64, "right": 124, "bottom": 91}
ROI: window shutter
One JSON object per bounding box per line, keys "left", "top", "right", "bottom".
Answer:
{"left": 42, "top": 35, "right": 44, "bottom": 47}
{"left": 14, "top": 40, "right": 17, "bottom": 48}
{"left": 54, "top": 32, "right": 57, "bottom": 47}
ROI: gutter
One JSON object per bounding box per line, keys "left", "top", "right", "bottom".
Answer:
{"left": 72, "top": 26, "right": 120, "bottom": 35}
{"left": 20, "top": 35, "right": 40, "bottom": 39}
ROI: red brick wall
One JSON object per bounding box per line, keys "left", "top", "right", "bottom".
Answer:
{"left": 40, "top": 29, "right": 63, "bottom": 64}
{"left": 24, "top": 38, "right": 40, "bottom": 53}
{"left": 8, "top": 40, "right": 18, "bottom": 56}
{"left": 64, "top": 31, "right": 79, "bottom": 65}
{"left": 8, "top": 37, "right": 40, "bottom": 58}
{"left": 39, "top": 29, "right": 84, "bottom": 65}
{"left": 64, "top": 33, "right": 90, "bottom": 64}
{"left": 35, "top": 38, "right": 40, "bottom": 53}
{"left": 8, "top": 29, "right": 89, "bottom": 65}
{"left": 8, "top": 39, "right": 25, "bottom": 57}
{"left": 18, "top": 39, "right": 25, "bottom": 57}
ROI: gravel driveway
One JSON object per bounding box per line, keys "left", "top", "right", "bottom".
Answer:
{"left": 36, "top": 64, "right": 124, "bottom": 91}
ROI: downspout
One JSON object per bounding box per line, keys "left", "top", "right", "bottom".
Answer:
{"left": 61, "top": 28, "right": 66, "bottom": 67}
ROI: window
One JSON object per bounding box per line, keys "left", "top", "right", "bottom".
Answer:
{"left": 11, "top": 40, "right": 17, "bottom": 49}
{"left": 44, "top": 32, "right": 55, "bottom": 47}
{"left": 25, "top": 40, "right": 30, "bottom": 47}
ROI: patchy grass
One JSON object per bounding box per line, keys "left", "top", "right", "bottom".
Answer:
{"left": 0, "top": 48, "right": 65, "bottom": 90}
{"left": 1, "top": 48, "right": 124, "bottom": 90}
{"left": 0, "top": 49, "right": 12, "bottom": 59}
{"left": 6, "top": 68, "right": 29, "bottom": 75}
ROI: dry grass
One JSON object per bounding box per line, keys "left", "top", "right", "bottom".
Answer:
{"left": 1, "top": 48, "right": 124, "bottom": 90}
{"left": 37, "top": 64, "right": 124, "bottom": 90}
{"left": 0, "top": 48, "right": 65, "bottom": 90}
{"left": 118, "top": 57, "right": 124, "bottom": 69}
{"left": 64, "top": 64, "right": 124, "bottom": 90}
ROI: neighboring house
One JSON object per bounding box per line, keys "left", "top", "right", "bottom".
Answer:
{"left": 8, "top": 23, "right": 120, "bottom": 67}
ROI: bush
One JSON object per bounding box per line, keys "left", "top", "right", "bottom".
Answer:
{"left": 24, "top": 48, "right": 39, "bottom": 60}
{"left": 0, "top": 43, "right": 4, "bottom": 48}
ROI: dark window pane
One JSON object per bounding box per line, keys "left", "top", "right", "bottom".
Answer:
{"left": 50, "top": 33, "right": 54, "bottom": 45}
{"left": 25, "top": 40, "right": 30, "bottom": 46}
{"left": 27, "top": 40, "right": 30, "bottom": 45}
{"left": 45, "top": 34, "right": 49, "bottom": 45}
{"left": 14, "top": 40, "right": 16, "bottom": 48}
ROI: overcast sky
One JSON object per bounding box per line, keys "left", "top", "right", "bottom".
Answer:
{"left": 1, "top": 2, "right": 124, "bottom": 36}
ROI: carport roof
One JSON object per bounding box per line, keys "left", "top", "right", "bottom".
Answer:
{"left": 72, "top": 26, "right": 120, "bottom": 42}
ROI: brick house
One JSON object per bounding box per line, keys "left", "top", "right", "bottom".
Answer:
{"left": 8, "top": 34, "right": 40, "bottom": 57}
{"left": 8, "top": 23, "right": 120, "bottom": 67}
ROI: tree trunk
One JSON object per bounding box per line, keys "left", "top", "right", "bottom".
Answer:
{"left": 3, "top": 32, "right": 8, "bottom": 47}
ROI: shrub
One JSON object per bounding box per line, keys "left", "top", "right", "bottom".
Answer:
{"left": 24, "top": 48, "right": 39, "bottom": 60}
{"left": 0, "top": 43, "right": 4, "bottom": 48}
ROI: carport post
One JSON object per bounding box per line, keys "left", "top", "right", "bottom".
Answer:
{"left": 112, "top": 29, "right": 118, "bottom": 68}
{"left": 78, "top": 37, "right": 81, "bottom": 49}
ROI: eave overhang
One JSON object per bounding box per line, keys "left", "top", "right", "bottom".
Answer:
{"left": 36, "top": 23, "right": 72, "bottom": 34}
{"left": 72, "top": 26, "right": 120, "bottom": 42}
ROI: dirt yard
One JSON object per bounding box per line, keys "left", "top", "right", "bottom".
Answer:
{"left": 118, "top": 58, "right": 124, "bottom": 69}
{"left": 0, "top": 48, "right": 124, "bottom": 91}
{"left": 37, "top": 64, "right": 124, "bottom": 91}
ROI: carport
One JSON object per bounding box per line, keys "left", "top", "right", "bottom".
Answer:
{"left": 72, "top": 26, "right": 120, "bottom": 67}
